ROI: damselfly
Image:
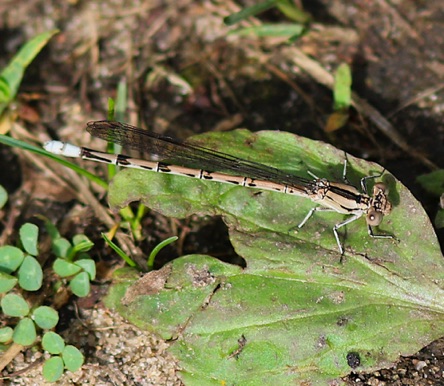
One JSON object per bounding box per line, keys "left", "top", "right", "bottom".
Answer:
{"left": 44, "top": 120, "right": 394, "bottom": 255}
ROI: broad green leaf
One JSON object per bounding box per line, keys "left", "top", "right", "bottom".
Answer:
{"left": 106, "top": 129, "right": 444, "bottom": 385}
{"left": 33, "top": 306, "right": 59, "bottom": 329}
{"left": 0, "top": 245, "right": 25, "bottom": 273}
{"left": 42, "top": 331, "right": 65, "bottom": 354}
{"left": 62, "top": 345, "right": 84, "bottom": 372}
{"left": 42, "top": 356, "right": 64, "bottom": 382}
{"left": 0, "top": 30, "right": 58, "bottom": 115}
{"left": 13, "top": 317, "right": 36, "bottom": 346}
{"left": 17, "top": 255, "right": 43, "bottom": 291}
{"left": 19, "top": 223, "right": 39, "bottom": 256}
{"left": 107, "top": 258, "right": 241, "bottom": 338}
{"left": 1, "top": 293, "right": 29, "bottom": 316}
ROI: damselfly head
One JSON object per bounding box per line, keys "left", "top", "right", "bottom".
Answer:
{"left": 373, "top": 182, "right": 392, "bottom": 215}
{"left": 366, "top": 182, "right": 392, "bottom": 226}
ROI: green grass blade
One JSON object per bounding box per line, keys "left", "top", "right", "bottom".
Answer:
{"left": 146, "top": 236, "right": 179, "bottom": 271}
{"left": 101, "top": 232, "right": 137, "bottom": 268}
{"left": 0, "top": 135, "right": 107, "bottom": 189}
{"left": 0, "top": 30, "right": 59, "bottom": 114}
{"left": 224, "top": 0, "right": 277, "bottom": 25}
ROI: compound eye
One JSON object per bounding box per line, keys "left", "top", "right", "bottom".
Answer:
{"left": 373, "top": 182, "right": 387, "bottom": 194}
{"left": 367, "top": 210, "right": 383, "bottom": 226}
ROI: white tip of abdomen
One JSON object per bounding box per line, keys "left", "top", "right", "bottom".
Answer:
{"left": 43, "top": 141, "right": 81, "bottom": 158}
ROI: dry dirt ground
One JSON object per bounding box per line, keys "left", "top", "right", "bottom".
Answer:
{"left": 0, "top": 1, "right": 443, "bottom": 385}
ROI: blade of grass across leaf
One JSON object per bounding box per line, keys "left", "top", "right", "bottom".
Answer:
{"left": 0, "top": 135, "right": 107, "bottom": 189}
{"left": 105, "top": 129, "right": 444, "bottom": 384}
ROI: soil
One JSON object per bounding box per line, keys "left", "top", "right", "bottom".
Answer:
{"left": 0, "top": 1, "right": 443, "bottom": 385}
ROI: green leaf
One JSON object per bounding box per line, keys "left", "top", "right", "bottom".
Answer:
{"left": 325, "top": 110, "right": 350, "bottom": 132}
{"left": 0, "top": 30, "right": 58, "bottom": 115}
{"left": 107, "top": 97, "right": 115, "bottom": 120}
{"left": 147, "top": 236, "right": 178, "bottom": 271}
{"left": 72, "top": 234, "right": 94, "bottom": 252}
{"left": 42, "top": 356, "right": 64, "bottom": 382}
{"left": 224, "top": 0, "right": 277, "bottom": 25}
{"left": 74, "top": 259, "right": 96, "bottom": 280}
{"left": 12, "top": 317, "right": 36, "bottom": 346}
{"left": 106, "top": 129, "right": 444, "bottom": 384}
{"left": 224, "top": 0, "right": 310, "bottom": 26}
{"left": 230, "top": 23, "right": 306, "bottom": 38}
{"left": 416, "top": 170, "right": 444, "bottom": 196}
{"left": 275, "top": 0, "right": 311, "bottom": 23}
{"left": 33, "top": 306, "right": 59, "bottom": 329}
{"left": 19, "top": 223, "right": 39, "bottom": 256}
{"left": 0, "top": 245, "right": 25, "bottom": 273}
{"left": 62, "top": 345, "right": 84, "bottom": 372}
{"left": 69, "top": 272, "right": 90, "bottom": 297}
{"left": 52, "top": 238, "right": 72, "bottom": 258}
{"left": 101, "top": 232, "right": 137, "bottom": 267}
{"left": 0, "top": 185, "right": 7, "bottom": 209}
{"left": 53, "top": 258, "right": 82, "bottom": 277}
{"left": 0, "top": 77, "right": 10, "bottom": 103}
{"left": 333, "top": 63, "right": 352, "bottom": 110}
{"left": 42, "top": 217, "right": 61, "bottom": 240}
{"left": 42, "top": 331, "right": 65, "bottom": 354}
{"left": 0, "top": 272, "right": 18, "bottom": 293}
{"left": 0, "top": 327, "right": 13, "bottom": 343}
{"left": 17, "top": 255, "right": 43, "bottom": 291}
{"left": 1, "top": 293, "right": 30, "bottom": 316}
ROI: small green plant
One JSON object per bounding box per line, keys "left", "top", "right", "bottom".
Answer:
{"left": 0, "top": 30, "right": 58, "bottom": 117}
{"left": 43, "top": 218, "right": 96, "bottom": 297}
{"left": 102, "top": 232, "right": 178, "bottom": 271}
{"left": 41, "top": 332, "right": 84, "bottom": 382}
{"left": 224, "top": 0, "right": 311, "bottom": 38}
{"left": 325, "top": 62, "right": 353, "bottom": 132}
{"left": 0, "top": 217, "right": 91, "bottom": 381}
